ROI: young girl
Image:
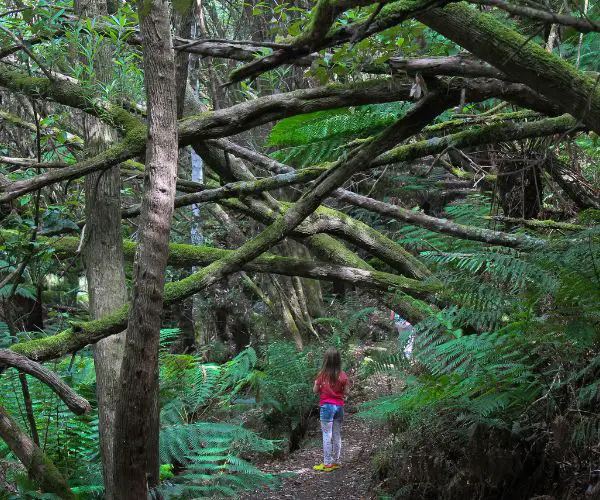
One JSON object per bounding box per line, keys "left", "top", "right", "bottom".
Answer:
{"left": 312, "top": 347, "right": 349, "bottom": 472}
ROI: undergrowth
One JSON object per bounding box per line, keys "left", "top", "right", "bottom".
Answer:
{"left": 358, "top": 216, "right": 600, "bottom": 499}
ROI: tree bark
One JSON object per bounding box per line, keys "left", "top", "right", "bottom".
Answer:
{"left": 0, "top": 350, "right": 90, "bottom": 413}
{"left": 112, "top": 0, "right": 178, "bottom": 496}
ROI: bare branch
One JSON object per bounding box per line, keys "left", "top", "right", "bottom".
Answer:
{"left": 335, "top": 190, "right": 546, "bottom": 248}
{"left": 471, "top": 0, "right": 600, "bottom": 34}
{"left": 0, "top": 350, "right": 90, "bottom": 414}
{"left": 389, "top": 54, "right": 509, "bottom": 80}
{"left": 228, "top": 0, "right": 451, "bottom": 83}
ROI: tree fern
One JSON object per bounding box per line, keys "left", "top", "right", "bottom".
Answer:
{"left": 267, "top": 103, "right": 409, "bottom": 168}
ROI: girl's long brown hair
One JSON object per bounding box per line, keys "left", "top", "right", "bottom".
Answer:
{"left": 318, "top": 347, "right": 342, "bottom": 387}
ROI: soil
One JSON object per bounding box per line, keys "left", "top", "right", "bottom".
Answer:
{"left": 240, "top": 411, "right": 383, "bottom": 500}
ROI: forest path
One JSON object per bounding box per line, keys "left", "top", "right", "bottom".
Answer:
{"left": 241, "top": 412, "right": 380, "bottom": 500}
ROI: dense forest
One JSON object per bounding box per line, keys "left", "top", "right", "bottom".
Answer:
{"left": 0, "top": 0, "right": 599, "bottom": 498}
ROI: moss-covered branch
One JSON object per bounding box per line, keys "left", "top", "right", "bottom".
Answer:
{"left": 481, "top": 216, "right": 584, "bottom": 231}
{"left": 373, "top": 114, "right": 581, "bottom": 166}
{"left": 0, "top": 76, "right": 416, "bottom": 201}
{"left": 41, "top": 233, "right": 435, "bottom": 295}
{"left": 0, "top": 65, "right": 142, "bottom": 133}
{"left": 121, "top": 166, "right": 328, "bottom": 218}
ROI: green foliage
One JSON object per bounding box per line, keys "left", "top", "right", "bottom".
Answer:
{"left": 359, "top": 216, "right": 600, "bottom": 497}
{"left": 267, "top": 103, "right": 408, "bottom": 168}
{"left": 312, "top": 306, "right": 377, "bottom": 347}
{"left": 156, "top": 422, "right": 277, "bottom": 499}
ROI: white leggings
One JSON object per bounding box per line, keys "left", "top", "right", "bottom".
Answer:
{"left": 321, "top": 419, "right": 342, "bottom": 465}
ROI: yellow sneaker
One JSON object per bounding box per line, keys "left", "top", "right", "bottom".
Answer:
{"left": 313, "top": 463, "right": 337, "bottom": 471}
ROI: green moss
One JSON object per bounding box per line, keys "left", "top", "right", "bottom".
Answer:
{"left": 578, "top": 208, "right": 600, "bottom": 225}
{"left": 122, "top": 160, "right": 145, "bottom": 172}
{"left": 388, "top": 291, "right": 434, "bottom": 324}
{"left": 123, "top": 125, "right": 148, "bottom": 151}
{"left": 307, "top": 234, "right": 374, "bottom": 269}
{"left": 12, "top": 305, "right": 129, "bottom": 361}
{"left": 423, "top": 111, "right": 538, "bottom": 135}
{"left": 106, "top": 105, "right": 144, "bottom": 133}
{"left": 178, "top": 111, "right": 213, "bottom": 143}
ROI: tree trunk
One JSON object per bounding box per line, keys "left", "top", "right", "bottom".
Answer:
{"left": 112, "top": 0, "right": 178, "bottom": 496}
{"left": 496, "top": 157, "right": 543, "bottom": 219}
{"left": 74, "top": 0, "right": 128, "bottom": 496}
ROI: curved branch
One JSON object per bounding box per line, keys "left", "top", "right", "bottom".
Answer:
{"left": 0, "top": 350, "right": 90, "bottom": 414}
{"left": 229, "top": 0, "right": 451, "bottom": 83}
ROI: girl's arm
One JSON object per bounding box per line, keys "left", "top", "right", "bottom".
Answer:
{"left": 313, "top": 379, "right": 320, "bottom": 394}
{"left": 343, "top": 375, "right": 350, "bottom": 396}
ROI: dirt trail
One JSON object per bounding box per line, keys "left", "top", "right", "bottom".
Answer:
{"left": 241, "top": 412, "right": 381, "bottom": 500}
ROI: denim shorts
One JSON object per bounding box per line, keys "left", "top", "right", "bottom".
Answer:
{"left": 320, "top": 403, "right": 344, "bottom": 423}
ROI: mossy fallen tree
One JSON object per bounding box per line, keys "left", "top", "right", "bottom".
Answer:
{"left": 40, "top": 233, "right": 437, "bottom": 297}
{"left": 9, "top": 235, "right": 436, "bottom": 362}
{"left": 416, "top": 2, "right": 600, "bottom": 135}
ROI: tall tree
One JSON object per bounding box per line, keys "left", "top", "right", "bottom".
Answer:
{"left": 74, "top": 0, "right": 128, "bottom": 496}
{"left": 112, "top": 0, "right": 179, "bottom": 495}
